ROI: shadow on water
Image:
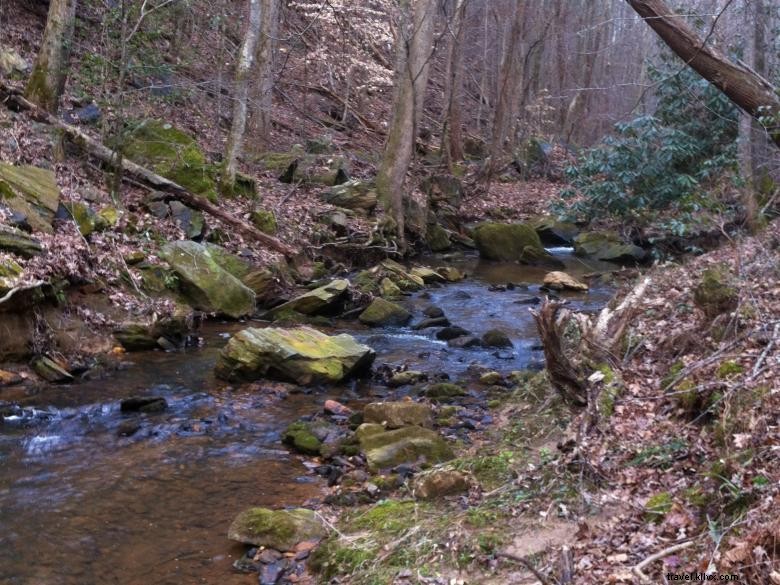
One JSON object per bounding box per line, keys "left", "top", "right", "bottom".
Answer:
{"left": 0, "top": 249, "right": 617, "bottom": 584}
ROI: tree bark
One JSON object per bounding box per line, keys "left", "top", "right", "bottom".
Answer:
{"left": 222, "top": 0, "right": 262, "bottom": 193}
{"left": 250, "top": 0, "right": 279, "bottom": 152}
{"left": 25, "top": 0, "right": 77, "bottom": 112}
{"left": 481, "top": 0, "right": 525, "bottom": 182}
{"left": 375, "top": 0, "right": 436, "bottom": 242}
{"left": 441, "top": 0, "right": 467, "bottom": 168}
{"left": 626, "top": 0, "right": 780, "bottom": 148}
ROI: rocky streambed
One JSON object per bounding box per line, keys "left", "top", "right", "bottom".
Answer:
{"left": 0, "top": 249, "right": 617, "bottom": 585}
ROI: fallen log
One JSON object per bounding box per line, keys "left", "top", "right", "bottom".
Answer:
{"left": 0, "top": 80, "right": 297, "bottom": 259}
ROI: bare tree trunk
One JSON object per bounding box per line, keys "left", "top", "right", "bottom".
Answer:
{"left": 375, "top": 0, "right": 436, "bottom": 243}
{"left": 441, "top": 0, "right": 467, "bottom": 169}
{"left": 25, "top": 0, "right": 77, "bottom": 112}
{"left": 222, "top": 0, "right": 262, "bottom": 193}
{"left": 251, "top": 0, "right": 279, "bottom": 152}
{"left": 626, "top": 0, "right": 780, "bottom": 148}
{"left": 481, "top": 0, "right": 525, "bottom": 181}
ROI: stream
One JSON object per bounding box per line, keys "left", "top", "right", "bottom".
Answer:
{"left": 0, "top": 250, "right": 616, "bottom": 585}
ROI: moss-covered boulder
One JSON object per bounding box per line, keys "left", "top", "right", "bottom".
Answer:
{"left": 358, "top": 426, "right": 454, "bottom": 471}
{"left": 358, "top": 298, "right": 411, "bottom": 327}
{"left": 250, "top": 209, "right": 277, "bottom": 235}
{"left": 426, "top": 223, "right": 451, "bottom": 252}
{"left": 694, "top": 265, "right": 738, "bottom": 319}
{"left": 473, "top": 222, "right": 563, "bottom": 267}
{"left": 323, "top": 179, "right": 377, "bottom": 214}
{"left": 543, "top": 271, "right": 588, "bottom": 291}
{"left": 159, "top": 241, "right": 255, "bottom": 318}
{"left": 228, "top": 508, "right": 326, "bottom": 550}
{"left": 65, "top": 202, "right": 97, "bottom": 236}
{"left": 424, "top": 382, "right": 466, "bottom": 402}
{"left": 0, "top": 226, "right": 43, "bottom": 258}
{"left": 363, "top": 402, "right": 433, "bottom": 429}
{"left": 436, "top": 266, "right": 464, "bottom": 282}
{"left": 573, "top": 231, "right": 646, "bottom": 264}
{"left": 482, "top": 328, "right": 513, "bottom": 348}
{"left": 270, "top": 279, "right": 348, "bottom": 317}
{"left": 410, "top": 267, "right": 445, "bottom": 284}
{"left": 282, "top": 421, "right": 324, "bottom": 456}
{"left": 214, "top": 326, "right": 375, "bottom": 384}
{"left": 532, "top": 217, "right": 579, "bottom": 246}
{"left": 0, "top": 162, "right": 61, "bottom": 233}
{"left": 124, "top": 119, "right": 217, "bottom": 201}
{"left": 388, "top": 370, "right": 425, "bottom": 387}
{"left": 380, "top": 260, "right": 425, "bottom": 290}
{"left": 379, "top": 277, "right": 402, "bottom": 300}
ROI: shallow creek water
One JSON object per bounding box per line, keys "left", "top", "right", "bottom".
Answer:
{"left": 0, "top": 250, "right": 616, "bottom": 585}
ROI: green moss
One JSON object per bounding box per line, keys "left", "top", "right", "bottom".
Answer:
{"left": 716, "top": 360, "right": 744, "bottom": 379}
{"left": 465, "top": 507, "right": 500, "bottom": 528}
{"left": 693, "top": 265, "right": 738, "bottom": 319}
{"left": 350, "top": 500, "right": 419, "bottom": 534}
{"left": 644, "top": 492, "right": 673, "bottom": 522}
{"left": 282, "top": 421, "right": 322, "bottom": 456}
{"left": 310, "top": 538, "right": 377, "bottom": 580}
{"left": 424, "top": 383, "right": 466, "bottom": 402}
{"left": 662, "top": 361, "right": 685, "bottom": 390}
{"left": 124, "top": 120, "right": 217, "bottom": 201}
{"left": 237, "top": 508, "right": 296, "bottom": 542}
{"left": 250, "top": 209, "right": 278, "bottom": 235}
{"left": 454, "top": 452, "right": 515, "bottom": 489}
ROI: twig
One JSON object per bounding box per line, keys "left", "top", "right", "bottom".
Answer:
{"left": 497, "top": 551, "right": 554, "bottom": 585}
{"left": 633, "top": 540, "right": 694, "bottom": 583}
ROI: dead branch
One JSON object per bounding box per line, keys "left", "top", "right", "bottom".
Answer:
{"left": 497, "top": 551, "right": 554, "bottom": 585}
{"left": 0, "top": 80, "right": 297, "bottom": 259}
{"left": 633, "top": 540, "right": 694, "bottom": 583}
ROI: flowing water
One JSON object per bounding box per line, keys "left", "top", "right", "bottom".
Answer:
{"left": 0, "top": 250, "right": 616, "bottom": 585}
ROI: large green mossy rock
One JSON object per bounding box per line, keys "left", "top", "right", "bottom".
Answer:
{"left": 270, "top": 279, "right": 348, "bottom": 317}
{"left": 473, "top": 222, "right": 563, "bottom": 267}
{"left": 323, "top": 179, "right": 377, "bottom": 214}
{"left": 426, "top": 223, "right": 451, "bottom": 252}
{"left": 532, "top": 217, "right": 579, "bottom": 246}
{"left": 214, "top": 326, "right": 375, "bottom": 384}
{"left": 363, "top": 402, "right": 433, "bottom": 429}
{"left": 159, "top": 241, "right": 255, "bottom": 318}
{"left": 124, "top": 120, "right": 217, "bottom": 201}
{"left": 358, "top": 298, "right": 411, "bottom": 327}
{"left": 573, "top": 231, "right": 646, "bottom": 264}
{"left": 0, "top": 226, "right": 43, "bottom": 258}
{"left": 0, "top": 163, "right": 60, "bottom": 233}
{"left": 282, "top": 421, "right": 324, "bottom": 456}
{"left": 358, "top": 426, "right": 454, "bottom": 471}
{"left": 694, "top": 265, "right": 738, "bottom": 319}
{"left": 228, "top": 508, "right": 326, "bottom": 550}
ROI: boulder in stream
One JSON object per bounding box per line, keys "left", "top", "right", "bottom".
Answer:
{"left": 473, "top": 222, "right": 564, "bottom": 268}
{"left": 269, "top": 279, "right": 348, "bottom": 317}
{"left": 542, "top": 271, "right": 588, "bottom": 291}
{"left": 228, "top": 508, "right": 326, "bottom": 551}
{"left": 573, "top": 231, "right": 646, "bottom": 264}
{"left": 358, "top": 298, "right": 411, "bottom": 327}
{"left": 215, "top": 326, "right": 375, "bottom": 384}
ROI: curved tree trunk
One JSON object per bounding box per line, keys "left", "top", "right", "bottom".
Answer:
{"left": 25, "top": 0, "right": 77, "bottom": 112}
{"left": 626, "top": 0, "right": 780, "bottom": 148}
{"left": 222, "top": 0, "right": 262, "bottom": 193}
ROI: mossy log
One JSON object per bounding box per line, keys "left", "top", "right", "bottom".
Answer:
{"left": 0, "top": 81, "right": 296, "bottom": 258}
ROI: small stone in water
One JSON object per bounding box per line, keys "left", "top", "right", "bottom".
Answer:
{"left": 324, "top": 399, "right": 352, "bottom": 416}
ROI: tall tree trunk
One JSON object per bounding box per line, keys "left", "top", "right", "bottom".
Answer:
{"left": 482, "top": 0, "right": 525, "bottom": 181}
{"left": 222, "top": 0, "right": 262, "bottom": 193}
{"left": 441, "top": 0, "right": 467, "bottom": 169}
{"left": 25, "top": 0, "right": 77, "bottom": 112}
{"left": 250, "top": 0, "right": 279, "bottom": 152}
{"left": 626, "top": 0, "right": 780, "bottom": 148}
{"left": 375, "top": 0, "right": 436, "bottom": 243}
